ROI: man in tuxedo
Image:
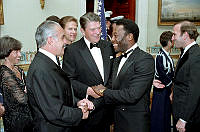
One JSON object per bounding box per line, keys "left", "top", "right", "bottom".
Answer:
{"left": 62, "top": 12, "right": 114, "bottom": 132}
{"left": 26, "top": 20, "right": 93, "bottom": 132}
{"left": 171, "top": 21, "right": 200, "bottom": 132}
{"left": 92, "top": 19, "right": 155, "bottom": 132}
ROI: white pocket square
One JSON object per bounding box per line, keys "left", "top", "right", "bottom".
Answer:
{"left": 110, "top": 56, "right": 113, "bottom": 59}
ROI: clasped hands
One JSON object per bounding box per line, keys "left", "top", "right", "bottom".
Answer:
{"left": 77, "top": 99, "right": 94, "bottom": 119}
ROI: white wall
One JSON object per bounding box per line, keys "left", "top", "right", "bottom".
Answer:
{"left": 135, "top": 0, "right": 149, "bottom": 51}
{"left": 0, "top": 0, "right": 86, "bottom": 51}
{"left": 135, "top": 0, "right": 200, "bottom": 50}
{"left": 147, "top": 0, "right": 200, "bottom": 47}
{"left": 1, "top": 0, "right": 199, "bottom": 52}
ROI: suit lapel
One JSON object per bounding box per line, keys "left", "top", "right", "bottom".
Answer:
{"left": 37, "top": 52, "right": 74, "bottom": 106}
{"left": 115, "top": 47, "right": 140, "bottom": 81}
{"left": 175, "top": 44, "right": 198, "bottom": 75}
{"left": 112, "top": 57, "right": 122, "bottom": 83}
{"left": 99, "top": 41, "right": 110, "bottom": 85}
{"left": 37, "top": 52, "right": 65, "bottom": 74}
{"left": 79, "top": 38, "right": 103, "bottom": 80}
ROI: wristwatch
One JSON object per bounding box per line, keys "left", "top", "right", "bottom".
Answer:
{"left": 99, "top": 89, "right": 105, "bottom": 96}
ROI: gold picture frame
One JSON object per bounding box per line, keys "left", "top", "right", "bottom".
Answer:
{"left": 0, "top": 0, "right": 4, "bottom": 25}
{"left": 158, "top": 0, "right": 200, "bottom": 26}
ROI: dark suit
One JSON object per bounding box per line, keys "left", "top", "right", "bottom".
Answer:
{"left": 103, "top": 47, "right": 155, "bottom": 132}
{"left": 26, "top": 52, "right": 83, "bottom": 132}
{"left": 62, "top": 37, "right": 114, "bottom": 132}
{"left": 172, "top": 44, "right": 200, "bottom": 132}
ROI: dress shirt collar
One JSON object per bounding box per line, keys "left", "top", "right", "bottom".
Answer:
{"left": 181, "top": 41, "right": 196, "bottom": 58}
{"left": 162, "top": 48, "right": 170, "bottom": 56}
{"left": 125, "top": 43, "right": 138, "bottom": 54}
{"left": 84, "top": 37, "right": 100, "bottom": 50}
{"left": 84, "top": 37, "right": 91, "bottom": 49}
{"left": 38, "top": 48, "right": 59, "bottom": 65}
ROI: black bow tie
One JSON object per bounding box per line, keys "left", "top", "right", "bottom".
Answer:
{"left": 121, "top": 49, "right": 133, "bottom": 58}
{"left": 90, "top": 43, "right": 100, "bottom": 49}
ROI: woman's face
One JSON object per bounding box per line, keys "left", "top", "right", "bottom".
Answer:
{"left": 8, "top": 50, "right": 21, "bottom": 65}
{"left": 64, "top": 21, "right": 78, "bottom": 44}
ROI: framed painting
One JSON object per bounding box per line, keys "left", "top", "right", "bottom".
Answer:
{"left": 158, "top": 0, "right": 200, "bottom": 26}
{"left": 0, "top": 0, "right": 4, "bottom": 25}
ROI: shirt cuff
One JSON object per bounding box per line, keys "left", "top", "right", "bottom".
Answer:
{"left": 179, "top": 118, "right": 187, "bottom": 123}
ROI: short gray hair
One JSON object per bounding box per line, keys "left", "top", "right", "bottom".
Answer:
{"left": 35, "top": 20, "right": 60, "bottom": 48}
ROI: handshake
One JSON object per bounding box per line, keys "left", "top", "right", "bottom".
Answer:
{"left": 77, "top": 98, "right": 94, "bottom": 119}
{"left": 87, "top": 84, "right": 107, "bottom": 98}
{"left": 78, "top": 84, "right": 107, "bottom": 119}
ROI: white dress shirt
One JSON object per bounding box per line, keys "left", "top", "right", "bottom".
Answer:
{"left": 117, "top": 43, "right": 138, "bottom": 76}
{"left": 181, "top": 41, "right": 196, "bottom": 58}
{"left": 84, "top": 37, "right": 104, "bottom": 81}
{"left": 38, "top": 48, "right": 59, "bottom": 66}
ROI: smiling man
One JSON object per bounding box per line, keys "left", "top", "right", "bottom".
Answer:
{"left": 171, "top": 21, "right": 200, "bottom": 132}
{"left": 26, "top": 21, "right": 91, "bottom": 132}
{"left": 92, "top": 19, "right": 155, "bottom": 132}
{"left": 62, "top": 12, "right": 114, "bottom": 132}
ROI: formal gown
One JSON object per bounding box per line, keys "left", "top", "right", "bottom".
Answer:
{"left": 151, "top": 48, "right": 174, "bottom": 132}
{"left": 0, "top": 65, "right": 33, "bottom": 132}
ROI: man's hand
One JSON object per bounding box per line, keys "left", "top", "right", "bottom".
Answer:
{"left": 170, "top": 92, "right": 173, "bottom": 102}
{"left": 153, "top": 79, "right": 165, "bottom": 88}
{"left": 91, "top": 84, "right": 107, "bottom": 96}
{"left": 0, "top": 103, "right": 5, "bottom": 117}
{"left": 176, "top": 119, "right": 186, "bottom": 132}
{"left": 77, "top": 99, "right": 94, "bottom": 111}
{"left": 78, "top": 105, "right": 90, "bottom": 119}
{"left": 87, "top": 87, "right": 100, "bottom": 98}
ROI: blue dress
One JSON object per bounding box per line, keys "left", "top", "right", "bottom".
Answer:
{"left": 151, "top": 48, "right": 174, "bottom": 132}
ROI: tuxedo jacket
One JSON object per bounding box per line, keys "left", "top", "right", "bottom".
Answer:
{"left": 62, "top": 37, "right": 113, "bottom": 100}
{"left": 62, "top": 37, "right": 114, "bottom": 131}
{"left": 103, "top": 47, "right": 155, "bottom": 132}
{"left": 172, "top": 44, "right": 200, "bottom": 130}
{"left": 26, "top": 52, "right": 82, "bottom": 132}
{"left": 155, "top": 48, "right": 174, "bottom": 87}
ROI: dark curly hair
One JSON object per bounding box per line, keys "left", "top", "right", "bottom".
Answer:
{"left": 116, "top": 19, "right": 139, "bottom": 43}
{"left": 0, "top": 36, "right": 22, "bottom": 59}
{"left": 160, "top": 31, "right": 173, "bottom": 47}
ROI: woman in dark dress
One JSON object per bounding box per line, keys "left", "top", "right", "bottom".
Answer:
{"left": 0, "top": 36, "right": 33, "bottom": 132}
{"left": 151, "top": 31, "right": 174, "bottom": 132}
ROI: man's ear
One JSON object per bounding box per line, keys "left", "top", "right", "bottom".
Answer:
{"left": 183, "top": 32, "right": 189, "bottom": 40}
{"left": 47, "top": 36, "right": 54, "bottom": 45}
{"left": 80, "top": 28, "right": 85, "bottom": 36}
{"left": 128, "top": 33, "right": 134, "bottom": 41}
